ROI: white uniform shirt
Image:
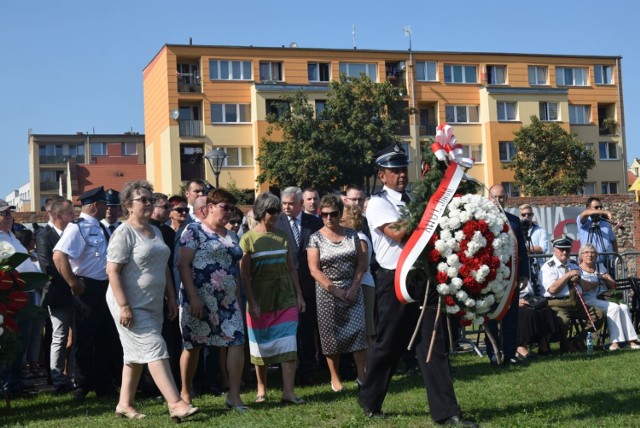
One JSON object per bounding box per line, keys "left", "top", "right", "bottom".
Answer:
{"left": 100, "top": 219, "right": 122, "bottom": 237}
{"left": 540, "top": 254, "right": 579, "bottom": 298}
{"left": 366, "top": 186, "right": 407, "bottom": 270}
{"left": 53, "top": 212, "right": 108, "bottom": 280}
{"left": 357, "top": 231, "right": 375, "bottom": 287}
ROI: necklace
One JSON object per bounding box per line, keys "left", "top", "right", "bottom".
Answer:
{"left": 323, "top": 226, "right": 344, "bottom": 241}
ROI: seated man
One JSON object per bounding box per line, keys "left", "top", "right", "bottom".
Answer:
{"left": 540, "top": 235, "right": 604, "bottom": 352}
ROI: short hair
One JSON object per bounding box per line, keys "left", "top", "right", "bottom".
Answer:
{"left": 303, "top": 187, "right": 318, "bottom": 196}
{"left": 253, "top": 192, "right": 281, "bottom": 221}
{"left": 153, "top": 192, "right": 168, "bottom": 201}
{"left": 586, "top": 197, "right": 601, "bottom": 208}
{"left": 281, "top": 186, "right": 302, "bottom": 201}
{"left": 345, "top": 184, "right": 364, "bottom": 193}
{"left": 206, "top": 188, "right": 237, "bottom": 206}
{"left": 343, "top": 204, "right": 363, "bottom": 231}
{"left": 44, "top": 196, "right": 62, "bottom": 212}
{"left": 168, "top": 195, "right": 187, "bottom": 208}
{"left": 120, "top": 180, "right": 154, "bottom": 219}
{"left": 51, "top": 199, "right": 72, "bottom": 217}
{"left": 319, "top": 194, "right": 344, "bottom": 214}
{"left": 186, "top": 178, "right": 205, "bottom": 190}
{"left": 519, "top": 204, "right": 532, "bottom": 211}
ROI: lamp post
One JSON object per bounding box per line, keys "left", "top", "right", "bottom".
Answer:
{"left": 205, "top": 148, "right": 227, "bottom": 189}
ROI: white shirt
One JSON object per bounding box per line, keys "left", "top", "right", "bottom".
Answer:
{"left": 366, "top": 186, "right": 408, "bottom": 270}
{"left": 357, "top": 231, "right": 374, "bottom": 287}
{"left": 540, "top": 254, "right": 579, "bottom": 298}
{"left": 100, "top": 219, "right": 121, "bottom": 237}
{"left": 53, "top": 212, "right": 108, "bottom": 280}
{"left": 527, "top": 223, "right": 550, "bottom": 255}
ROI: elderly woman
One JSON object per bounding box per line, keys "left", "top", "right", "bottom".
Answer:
{"left": 342, "top": 204, "right": 375, "bottom": 342}
{"left": 168, "top": 195, "right": 189, "bottom": 233}
{"left": 106, "top": 180, "right": 198, "bottom": 422}
{"left": 308, "top": 194, "right": 367, "bottom": 392}
{"left": 578, "top": 243, "right": 640, "bottom": 351}
{"left": 239, "top": 192, "right": 306, "bottom": 405}
{"left": 177, "top": 188, "right": 247, "bottom": 411}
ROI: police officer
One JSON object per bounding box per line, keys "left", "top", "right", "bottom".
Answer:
{"left": 101, "top": 188, "right": 122, "bottom": 237}
{"left": 357, "top": 145, "right": 477, "bottom": 427}
{"left": 53, "top": 186, "right": 122, "bottom": 401}
{"left": 540, "top": 235, "right": 603, "bottom": 352}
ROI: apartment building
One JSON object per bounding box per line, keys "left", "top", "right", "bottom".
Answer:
{"left": 28, "top": 132, "right": 146, "bottom": 210}
{"left": 143, "top": 44, "right": 626, "bottom": 196}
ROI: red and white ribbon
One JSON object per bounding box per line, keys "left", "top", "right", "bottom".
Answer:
{"left": 431, "top": 123, "right": 474, "bottom": 169}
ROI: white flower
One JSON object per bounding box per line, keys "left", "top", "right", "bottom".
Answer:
{"left": 0, "top": 241, "right": 16, "bottom": 261}
{"left": 437, "top": 283, "right": 450, "bottom": 294}
{"left": 0, "top": 314, "right": 4, "bottom": 325}
{"left": 465, "top": 298, "right": 476, "bottom": 307}
{"left": 471, "top": 265, "right": 490, "bottom": 283}
{"left": 437, "top": 262, "right": 448, "bottom": 272}
{"left": 446, "top": 266, "right": 458, "bottom": 278}
{"left": 454, "top": 230, "right": 466, "bottom": 242}
{"left": 456, "top": 290, "right": 468, "bottom": 301}
{"left": 0, "top": 326, "right": 3, "bottom": 337}
{"left": 446, "top": 304, "right": 461, "bottom": 314}
{"left": 451, "top": 277, "right": 463, "bottom": 290}
{"left": 473, "top": 317, "right": 485, "bottom": 325}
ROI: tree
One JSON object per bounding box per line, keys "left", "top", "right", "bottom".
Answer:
{"left": 256, "top": 75, "right": 410, "bottom": 194}
{"left": 504, "top": 116, "right": 596, "bottom": 196}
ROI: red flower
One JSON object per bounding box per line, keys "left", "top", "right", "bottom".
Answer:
{"left": 2, "top": 315, "right": 19, "bottom": 332}
{"left": 455, "top": 309, "right": 467, "bottom": 318}
{"left": 458, "top": 264, "right": 471, "bottom": 278}
{"left": 428, "top": 233, "right": 439, "bottom": 246}
{"left": 445, "top": 295, "right": 456, "bottom": 306}
{"left": 502, "top": 223, "right": 509, "bottom": 233}
{"left": 11, "top": 270, "right": 25, "bottom": 287}
{"left": 437, "top": 271, "right": 449, "bottom": 284}
{"left": 8, "top": 290, "right": 29, "bottom": 310}
{"left": 427, "top": 249, "right": 441, "bottom": 262}
{"left": 460, "top": 319, "right": 472, "bottom": 327}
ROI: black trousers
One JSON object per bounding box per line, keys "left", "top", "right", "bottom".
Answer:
{"left": 358, "top": 268, "right": 461, "bottom": 422}
{"left": 297, "top": 280, "right": 318, "bottom": 378}
{"left": 485, "top": 291, "right": 519, "bottom": 361}
{"left": 73, "top": 277, "right": 122, "bottom": 394}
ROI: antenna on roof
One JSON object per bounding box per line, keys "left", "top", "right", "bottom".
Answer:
{"left": 352, "top": 24, "right": 357, "bottom": 50}
{"left": 189, "top": 37, "right": 193, "bottom": 45}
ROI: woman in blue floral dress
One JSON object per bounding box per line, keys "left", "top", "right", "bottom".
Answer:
{"left": 177, "top": 188, "right": 247, "bottom": 411}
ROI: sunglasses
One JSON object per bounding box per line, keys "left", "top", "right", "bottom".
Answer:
{"left": 0, "top": 210, "right": 13, "bottom": 217}
{"left": 133, "top": 197, "right": 157, "bottom": 205}
{"left": 265, "top": 207, "right": 281, "bottom": 215}
{"left": 216, "top": 203, "right": 235, "bottom": 212}
{"left": 321, "top": 211, "right": 340, "bottom": 219}
{"left": 593, "top": 206, "right": 602, "bottom": 209}
{"left": 173, "top": 207, "right": 189, "bottom": 214}
{"left": 521, "top": 213, "right": 533, "bottom": 218}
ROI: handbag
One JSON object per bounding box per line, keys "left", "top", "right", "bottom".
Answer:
{"left": 525, "top": 295, "right": 548, "bottom": 309}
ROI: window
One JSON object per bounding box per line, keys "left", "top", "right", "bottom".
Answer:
{"left": 499, "top": 141, "right": 517, "bottom": 162}
{"left": 497, "top": 102, "right": 517, "bottom": 121}
{"left": 502, "top": 182, "right": 520, "bottom": 197}
{"left": 599, "top": 142, "right": 618, "bottom": 160}
{"left": 121, "top": 142, "right": 137, "bottom": 156}
{"left": 444, "top": 64, "right": 477, "bottom": 83}
{"left": 569, "top": 105, "right": 591, "bottom": 124}
{"left": 487, "top": 65, "right": 506, "bottom": 84}
{"left": 339, "top": 63, "right": 377, "bottom": 81}
{"left": 416, "top": 61, "right": 437, "bottom": 81}
{"left": 91, "top": 143, "right": 107, "bottom": 156}
{"left": 594, "top": 65, "right": 613, "bottom": 85}
{"left": 581, "top": 182, "right": 596, "bottom": 195}
{"left": 461, "top": 145, "right": 483, "bottom": 163}
{"left": 315, "top": 100, "right": 327, "bottom": 119}
{"left": 601, "top": 182, "right": 618, "bottom": 194}
{"left": 398, "top": 142, "right": 412, "bottom": 161}
{"left": 209, "top": 60, "right": 252, "bottom": 80}
{"left": 265, "top": 99, "right": 290, "bottom": 119}
{"left": 539, "top": 102, "right": 558, "bottom": 121}
{"left": 222, "top": 147, "right": 254, "bottom": 167}
{"left": 445, "top": 105, "right": 479, "bottom": 123}
{"left": 556, "top": 67, "right": 588, "bottom": 86}
{"left": 308, "top": 62, "right": 330, "bottom": 82}
{"left": 211, "top": 104, "right": 251, "bottom": 123}
{"left": 528, "top": 66, "right": 548, "bottom": 85}
{"left": 68, "top": 144, "right": 85, "bottom": 162}
{"left": 260, "top": 61, "right": 283, "bottom": 82}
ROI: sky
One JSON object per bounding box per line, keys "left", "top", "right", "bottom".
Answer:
{"left": 1, "top": 0, "right": 638, "bottom": 199}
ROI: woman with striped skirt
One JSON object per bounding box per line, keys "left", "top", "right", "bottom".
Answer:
{"left": 239, "top": 192, "right": 306, "bottom": 405}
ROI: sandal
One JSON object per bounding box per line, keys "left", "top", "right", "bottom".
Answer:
{"left": 629, "top": 341, "right": 640, "bottom": 350}
{"left": 255, "top": 394, "right": 268, "bottom": 403}
{"left": 609, "top": 342, "right": 621, "bottom": 351}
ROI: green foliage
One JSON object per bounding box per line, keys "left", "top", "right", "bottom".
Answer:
{"left": 224, "top": 176, "right": 255, "bottom": 205}
{"left": 504, "top": 116, "right": 596, "bottom": 196}
{"left": 257, "top": 75, "right": 411, "bottom": 194}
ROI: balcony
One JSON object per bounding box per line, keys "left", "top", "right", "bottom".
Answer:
{"left": 39, "top": 155, "right": 85, "bottom": 165}
{"left": 419, "top": 124, "right": 437, "bottom": 136}
{"left": 178, "top": 80, "right": 201, "bottom": 93}
{"left": 39, "top": 181, "right": 59, "bottom": 191}
{"left": 179, "top": 120, "right": 204, "bottom": 138}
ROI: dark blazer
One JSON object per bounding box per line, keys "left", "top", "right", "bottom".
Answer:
{"left": 36, "top": 226, "right": 73, "bottom": 309}
{"left": 506, "top": 211, "right": 530, "bottom": 279}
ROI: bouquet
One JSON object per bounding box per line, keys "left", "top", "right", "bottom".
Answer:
{"left": 0, "top": 241, "right": 48, "bottom": 371}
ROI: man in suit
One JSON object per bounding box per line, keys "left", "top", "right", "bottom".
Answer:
{"left": 184, "top": 178, "right": 206, "bottom": 223}
{"left": 36, "top": 198, "right": 76, "bottom": 394}
{"left": 100, "top": 188, "right": 121, "bottom": 238}
{"left": 484, "top": 184, "right": 530, "bottom": 365}
{"left": 275, "top": 186, "right": 323, "bottom": 385}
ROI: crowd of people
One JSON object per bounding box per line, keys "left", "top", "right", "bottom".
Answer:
{"left": 0, "top": 145, "right": 636, "bottom": 426}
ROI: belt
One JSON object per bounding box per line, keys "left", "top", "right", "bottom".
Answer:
{"left": 377, "top": 267, "right": 395, "bottom": 274}
{"left": 78, "top": 276, "right": 109, "bottom": 284}
{"left": 547, "top": 296, "right": 569, "bottom": 301}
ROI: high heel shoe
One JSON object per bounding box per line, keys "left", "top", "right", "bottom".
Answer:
{"left": 169, "top": 405, "right": 200, "bottom": 423}
{"left": 226, "top": 398, "right": 249, "bottom": 413}
{"left": 115, "top": 406, "right": 146, "bottom": 420}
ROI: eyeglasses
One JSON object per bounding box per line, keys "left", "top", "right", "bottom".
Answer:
{"left": 593, "top": 206, "right": 602, "bottom": 209}
{"left": 173, "top": 207, "right": 189, "bottom": 214}
{"left": 320, "top": 211, "right": 340, "bottom": 219}
{"left": 0, "top": 210, "right": 13, "bottom": 217}
{"left": 520, "top": 213, "right": 533, "bottom": 218}
{"left": 133, "top": 197, "right": 157, "bottom": 205}
{"left": 192, "top": 188, "right": 206, "bottom": 194}
{"left": 346, "top": 197, "right": 365, "bottom": 203}
{"left": 216, "top": 203, "right": 235, "bottom": 212}
{"left": 265, "top": 207, "right": 281, "bottom": 215}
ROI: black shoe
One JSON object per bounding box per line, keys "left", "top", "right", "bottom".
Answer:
{"left": 358, "top": 397, "right": 384, "bottom": 419}
{"left": 505, "top": 357, "right": 527, "bottom": 366}
{"left": 72, "top": 388, "right": 88, "bottom": 403}
{"left": 437, "top": 414, "right": 479, "bottom": 427}
{"left": 54, "top": 383, "right": 76, "bottom": 395}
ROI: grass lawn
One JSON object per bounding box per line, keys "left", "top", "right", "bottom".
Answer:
{"left": 2, "top": 348, "right": 640, "bottom": 427}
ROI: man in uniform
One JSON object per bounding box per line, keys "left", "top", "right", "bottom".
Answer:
{"left": 100, "top": 188, "right": 121, "bottom": 238}
{"left": 53, "top": 186, "right": 121, "bottom": 401}
{"left": 540, "top": 235, "right": 604, "bottom": 352}
{"left": 357, "top": 145, "right": 476, "bottom": 426}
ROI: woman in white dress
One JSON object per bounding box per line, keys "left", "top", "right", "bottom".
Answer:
{"left": 106, "top": 180, "right": 198, "bottom": 422}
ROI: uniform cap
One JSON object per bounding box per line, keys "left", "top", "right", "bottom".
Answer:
{"left": 374, "top": 143, "right": 409, "bottom": 168}
{"left": 552, "top": 235, "right": 573, "bottom": 249}
{"left": 105, "top": 188, "right": 120, "bottom": 206}
{"left": 0, "top": 199, "right": 16, "bottom": 212}
{"left": 78, "top": 186, "right": 107, "bottom": 205}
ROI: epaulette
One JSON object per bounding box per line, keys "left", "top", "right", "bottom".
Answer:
{"left": 73, "top": 218, "right": 85, "bottom": 224}
{"left": 546, "top": 260, "right": 555, "bottom": 267}
{"left": 372, "top": 190, "right": 387, "bottom": 198}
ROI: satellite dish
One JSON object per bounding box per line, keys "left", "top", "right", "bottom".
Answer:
{"left": 170, "top": 109, "right": 180, "bottom": 120}
{"left": 289, "top": 42, "right": 298, "bottom": 48}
